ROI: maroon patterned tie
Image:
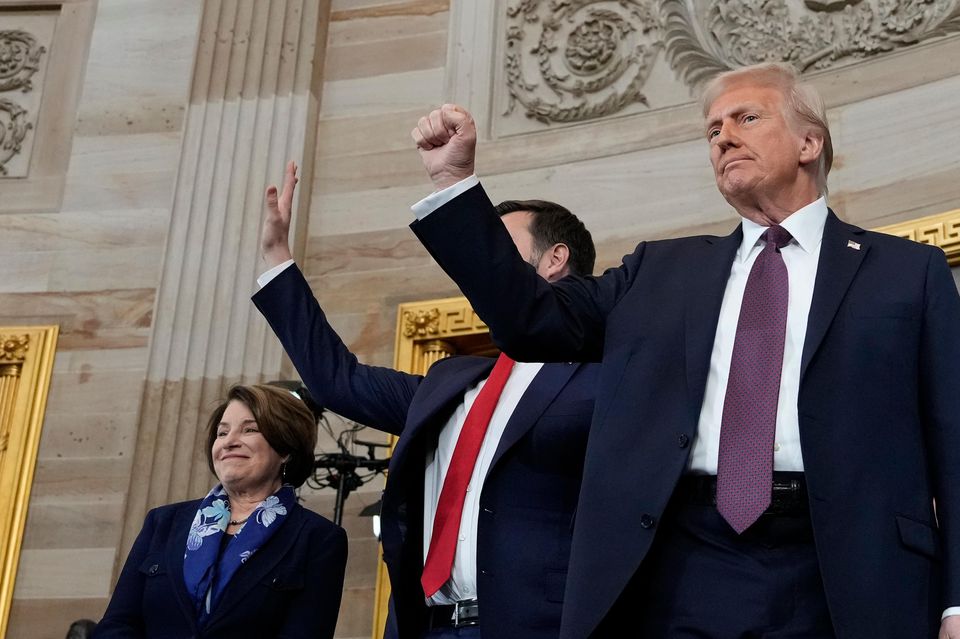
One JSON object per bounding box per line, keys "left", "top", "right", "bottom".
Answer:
{"left": 717, "top": 225, "right": 792, "bottom": 534}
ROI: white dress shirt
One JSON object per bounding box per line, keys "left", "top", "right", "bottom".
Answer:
{"left": 258, "top": 260, "right": 544, "bottom": 604}
{"left": 421, "top": 360, "right": 543, "bottom": 604}
{"left": 688, "top": 198, "right": 827, "bottom": 473}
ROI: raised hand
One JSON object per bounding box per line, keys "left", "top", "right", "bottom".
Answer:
{"left": 411, "top": 103, "right": 477, "bottom": 191}
{"left": 261, "top": 160, "right": 298, "bottom": 268}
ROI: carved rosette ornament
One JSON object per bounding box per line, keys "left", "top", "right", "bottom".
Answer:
{"left": 0, "top": 334, "right": 29, "bottom": 362}
{"left": 0, "top": 30, "right": 46, "bottom": 93}
{"left": 504, "top": 0, "right": 663, "bottom": 124}
{"left": 402, "top": 308, "right": 442, "bottom": 338}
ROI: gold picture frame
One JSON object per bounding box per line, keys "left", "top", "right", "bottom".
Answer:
{"left": 0, "top": 326, "right": 58, "bottom": 638}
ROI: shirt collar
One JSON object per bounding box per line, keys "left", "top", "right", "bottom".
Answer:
{"left": 737, "top": 196, "right": 828, "bottom": 263}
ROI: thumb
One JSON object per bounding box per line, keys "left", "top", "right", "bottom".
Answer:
{"left": 265, "top": 185, "right": 279, "bottom": 211}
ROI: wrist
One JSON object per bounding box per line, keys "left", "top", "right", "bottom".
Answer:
{"left": 432, "top": 169, "right": 474, "bottom": 192}
{"left": 263, "top": 247, "right": 293, "bottom": 269}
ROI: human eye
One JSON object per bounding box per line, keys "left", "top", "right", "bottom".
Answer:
{"left": 216, "top": 427, "right": 229, "bottom": 437}
{"left": 242, "top": 423, "right": 259, "bottom": 434}
{"left": 742, "top": 113, "right": 759, "bottom": 124}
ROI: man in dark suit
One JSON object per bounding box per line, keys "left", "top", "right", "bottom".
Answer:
{"left": 253, "top": 162, "right": 600, "bottom": 639}
{"left": 408, "top": 63, "right": 960, "bottom": 638}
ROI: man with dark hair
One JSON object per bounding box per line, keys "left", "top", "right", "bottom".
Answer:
{"left": 494, "top": 200, "right": 597, "bottom": 278}
{"left": 410, "top": 61, "right": 960, "bottom": 638}
{"left": 253, "top": 162, "right": 599, "bottom": 639}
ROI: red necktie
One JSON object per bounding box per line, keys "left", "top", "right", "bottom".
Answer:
{"left": 421, "top": 353, "right": 515, "bottom": 597}
{"left": 717, "top": 225, "right": 792, "bottom": 534}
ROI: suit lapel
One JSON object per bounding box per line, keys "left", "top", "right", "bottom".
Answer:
{"left": 166, "top": 505, "right": 203, "bottom": 631}
{"left": 488, "top": 362, "right": 580, "bottom": 472}
{"left": 684, "top": 226, "right": 742, "bottom": 421}
{"left": 390, "top": 357, "right": 496, "bottom": 477}
{"left": 203, "top": 506, "right": 308, "bottom": 631}
{"left": 801, "top": 211, "right": 868, "bottom": 380}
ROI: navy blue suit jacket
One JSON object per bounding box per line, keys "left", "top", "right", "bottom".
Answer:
{"left": 253, "top": 265, "right": 599, "bottom": 639}
{"left": 411, "top": 184, "right": 960, "bottom": 639}
{"left": 94, "top": 500, "right": 347, "bottom": 639}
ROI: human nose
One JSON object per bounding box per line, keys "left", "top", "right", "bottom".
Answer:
{"left": 220, "top": 428, "right": 241, "bottom": 448}
{"left": 713, "top": 121, "right": 739, "bottom": 150}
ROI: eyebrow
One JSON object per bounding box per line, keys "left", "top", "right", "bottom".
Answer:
{"left": 218, "top": 418, "right": 258, "bottom": 427}
{"left": 705, "top": 103, "right": 767, "bottom": 132}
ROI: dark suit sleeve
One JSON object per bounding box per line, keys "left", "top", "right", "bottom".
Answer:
{"left": 411, "top": 183, "right": 643, "bottom": 363}
{"left": 253, "top": 264, "right": 421, "bottom": 436}
{"left": 918, "top": 250, "right": 960, "bottom": 608}
{"left": 276, "top": 523, "right": 348, "bottom": 639}
{"left": 92, "top": 511, "right": 157, "bottom": 638}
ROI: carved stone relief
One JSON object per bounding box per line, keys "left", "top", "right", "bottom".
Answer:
{"left": 0, "top": 21, "right": 51, "bottom": 177}
{"left": 501, "top": 0, "right": 960, "bottom": 128}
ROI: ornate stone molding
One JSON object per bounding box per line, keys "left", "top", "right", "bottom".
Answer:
{"left": 0, "top": 30, "right": 46, "bottom": 93}
{"left": 504, "top": 0, "right": 662, "bottom": 124}
{"left": 0, "top": 98, "right": 32, "bottom": 176}
{"left": 501, "top": 0, "right": 960, "bottom": 125}
{"left": 665, "top": 0, "right": 960, "bottom": 88}
{"left": 0, "top": 29, "right": 45, "bottom": 177}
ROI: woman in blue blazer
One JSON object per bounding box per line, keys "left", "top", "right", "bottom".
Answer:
{"left": 94, "top": 384, "right": 347, "bottom": 639}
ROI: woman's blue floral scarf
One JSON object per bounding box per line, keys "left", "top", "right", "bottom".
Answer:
{"left": 182, "top": 483, "right": 296, "bottom": 625}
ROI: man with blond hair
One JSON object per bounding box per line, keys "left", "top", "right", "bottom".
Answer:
{"left": 408, "top": 63, "right": 960, "bottom": 638}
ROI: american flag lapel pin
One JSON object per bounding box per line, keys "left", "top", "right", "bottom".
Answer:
{"left": 847, "top": 240, "right": 861, "bottom": 250}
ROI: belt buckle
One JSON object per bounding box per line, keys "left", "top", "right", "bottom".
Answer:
{"left": 452, "top": 599, "right": 478, "bottom": 628}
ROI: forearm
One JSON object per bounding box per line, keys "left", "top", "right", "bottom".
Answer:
{"left": 253, "top": 264, "right": 419, "bottom": 434}
{"left": 411, "top": 183, "right": 612, "bottom": 362}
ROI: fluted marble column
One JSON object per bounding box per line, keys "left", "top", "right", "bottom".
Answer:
{"left": 118, "top": 0, "right": 330, "bottom": 564}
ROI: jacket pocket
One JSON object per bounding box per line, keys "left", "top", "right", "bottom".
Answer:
{"left": 895, "top": 514, "right": 941, "bottom": 560}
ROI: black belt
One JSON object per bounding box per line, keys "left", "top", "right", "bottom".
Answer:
{"left": 675, "top": 472, "right": 808, "bottom": 516}
{"left": 427, "top": 599, "right": 479, "bottom": 629}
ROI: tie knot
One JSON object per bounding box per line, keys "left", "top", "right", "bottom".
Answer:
{"left": 763, "top": 225, "right": 792, "bottom": 250}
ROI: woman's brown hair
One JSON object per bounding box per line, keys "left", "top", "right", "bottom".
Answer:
{"left": 204, "top": 384, "right": 317, "bottom": 487}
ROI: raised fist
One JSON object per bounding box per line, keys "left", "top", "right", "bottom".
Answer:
{"left": 411, "top": 103, "right": 477, "bottom": 191}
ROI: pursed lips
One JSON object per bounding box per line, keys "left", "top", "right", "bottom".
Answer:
{"left": 720, "top": 156, "right": 751, "bottom": 172}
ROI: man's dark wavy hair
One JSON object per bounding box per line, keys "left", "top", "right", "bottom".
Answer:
{"left": 493, "top": 199, "right": 596, "bottom": 277}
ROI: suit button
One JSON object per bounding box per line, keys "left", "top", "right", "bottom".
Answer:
{"left": 482, "top": 507, "right": 494, "bottom": 515}
{"left": 148, "top": 564, "right": 159, "bottom": 575}
{"left": 640, "top": 514, "right": 656, "bottom": 529}
{"left": 678, "top": 434, "right": 689, "bottom": 448}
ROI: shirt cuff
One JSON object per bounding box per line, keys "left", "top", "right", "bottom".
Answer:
{"left": 410, "top": 175, "right": 480, "bottom": 219}
{"left": 257, "top": 259, "right": 295, "bottom": 289}
{"left": 943, "top": 606, "right": 960, "bottom": 620}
